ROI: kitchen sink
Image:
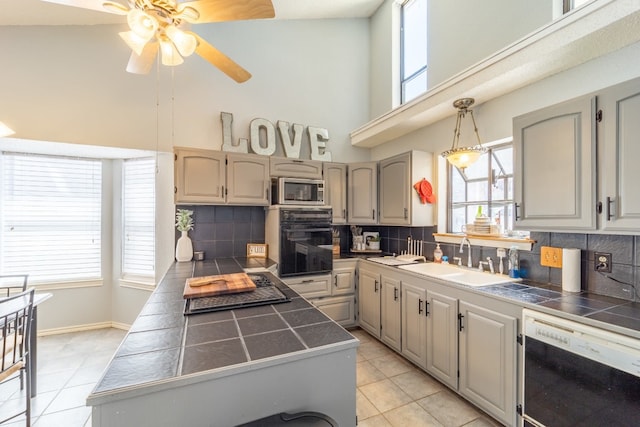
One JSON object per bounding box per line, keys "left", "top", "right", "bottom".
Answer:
{"left": 398, "top": 262, "right": 520, "bottom": 287}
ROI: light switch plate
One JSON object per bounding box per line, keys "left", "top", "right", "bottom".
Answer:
{"left": 540, "top": 246, "right": 563, "bottom": 268}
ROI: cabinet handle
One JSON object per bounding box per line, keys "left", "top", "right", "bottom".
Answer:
{"left": 394, "top": 287, "right": 398, "bottom": 301}
{"left": 514, "top": 203, "right": 521, "bottom": 221}
{"left": 334, "top": 276, "right": 337, "bottom": 287}
{"left": 342, "top": 209, "right": 346, "bottom": 219}
{"left": 418, "top": 299, "right": 423, "bottom": 314}
{"left": 301, "top": 279, "right": 313, "bottom": 283}
{"left": 404, "top": 208, "right": 408, "bottom": 219}
{"left": 266, "top": 188, "right": 269, "bottom": 200}
{"left": 606, "top": 196, "right": 614, "bottom": 221}
{"left": 374, "top": 280, "right": 378, "bottom": 293}
{"left": 458, "top": 313, "right": 464, "bottom": 332}
{"left": 372, "top": 209, "right": 376, "bottom": 220}
{"left": 425, "top": 301, "right": 429, "bottom": 317}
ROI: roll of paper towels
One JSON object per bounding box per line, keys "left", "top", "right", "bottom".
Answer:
{"left": 562, "top": 248, "right": 581, "bottom": 293}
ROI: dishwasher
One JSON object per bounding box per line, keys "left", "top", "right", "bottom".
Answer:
{"left": 522, "top": 309, "right": 640, "bottom": 427}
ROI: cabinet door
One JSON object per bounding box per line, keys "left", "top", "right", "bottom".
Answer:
{"left": 282, "top": 274, "right": 332, "bottom": 299}
{"left": 599, "top": 77, "right": 640, "bottom": 231}
{"left": 358, "top": 268, "right": 381, "bottom": 338}
{"left": 458, "top": 301, "right": 517, "bottom": 427}
{"left": 174, "top": 148, "right": 225, "bottom": 204}
{"left": 226, "top": 153, "right": 270, "bottom": 205}
{"left": 313, "top": 295, "right": 355, "bottom": 327}
{"left": 380, "top": 275, "right": 401, "bottom": 352}
{"left": 332, "top": 266, "right": 355, "bottom": 296}
{"left": 426, "top": 290, "right": 458, "bottom": 389}
{"left": 270, "top": 157, "right": 323, "bottom": 179}
{"left": 323, "top": 162, "right": 348, "bottom": 224}
{"left": 513, "top": 95, "right": 596, "bottom": 230}
{"left": 379, "top": 153, "right": 410, "bottom": 225}
{"left": 348, "top": 162, "right": 378, "bottom": 224}
{"left": 401, "top": 281, "right": 427, "bottom": 369}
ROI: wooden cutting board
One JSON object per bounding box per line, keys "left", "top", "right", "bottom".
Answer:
{"left": 183, "top": 272, "right": 256, "bottom": 299}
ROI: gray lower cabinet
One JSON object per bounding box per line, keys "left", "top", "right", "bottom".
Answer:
{"left": 426, "top": 290, "right": 458, "bottom": 389}
{"left": 401, "top": 280, "right": 427, "bottom": 369}
{"left": 459, "top": 301, "right": 517, "bottom": 427}
{"left": 380, "top": 275, "right": 401, "bottom": 352}
{"left": 358, "top": 267, "right": 381, "bottom": 338}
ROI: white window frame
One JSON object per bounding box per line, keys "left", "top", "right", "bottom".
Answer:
{"left": 121, "top": 157, "right": 156, "bottom": 286}
{"left": 448, "top": 141, "right": 515, "bottom": 234}
{"left": 400, "top": 0, "right": 428, "bottom": 104}
{"left": 0, "top": 152, "right": 103, "bottom": 288}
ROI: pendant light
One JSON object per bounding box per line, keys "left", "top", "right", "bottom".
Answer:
{"left": 441, "top": 98, "right": 487, "bottom": 170}
{"left": 0, "top": 121, "right": 15, "bottom": 138}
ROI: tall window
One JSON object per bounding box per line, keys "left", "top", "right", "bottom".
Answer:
{"left": 0, "top": 153, "right": 102, "bottom": 284}
{"left": 564, "top": 0, "right": 591, "bottom": 13}
{"left": 448, "top": 143, "right": 514, "bottom": 233}
{"left": 401, "top": 0, "right": 428, "bottom": 103}
{"left": 122, "top": 157, "right": 155, "bottom": 281}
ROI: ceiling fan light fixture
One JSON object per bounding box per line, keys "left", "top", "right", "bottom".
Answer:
{"left": 127, "top": 8, "right": 158, "bottom": 42}
{"left": 165, "top": 25, "right": 197, "bottom": 57}
{"left": 441, "top": 98, "right": 487, "bottom": 171}
{"left": 159, "top": 39, "right": 184, "bottom": 66}
{"left": 119, "top": 31, "right": 148, "bottom": 56}
{"left": 102, "top": 1, "right": 129, "bottom": 15}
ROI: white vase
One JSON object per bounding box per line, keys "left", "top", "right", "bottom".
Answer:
{"left": 175, "top": 230, "right": 193, "bottom": 262}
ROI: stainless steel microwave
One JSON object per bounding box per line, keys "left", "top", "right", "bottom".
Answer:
{"left": 271, "top": 177, "right": 325, "bottom": 205}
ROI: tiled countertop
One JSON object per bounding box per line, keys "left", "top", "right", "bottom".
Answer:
{"left": 89, "top": 257, "right": 357, "bottom": 399}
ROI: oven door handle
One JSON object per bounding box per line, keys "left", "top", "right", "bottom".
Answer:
{"left": 283, "top": 228, "right": 332, "bottom": 233}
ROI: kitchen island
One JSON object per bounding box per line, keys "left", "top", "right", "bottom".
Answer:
{"left": 87, "top": 258, "right": 358, "bottom": 427}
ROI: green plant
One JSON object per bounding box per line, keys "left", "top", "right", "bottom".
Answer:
{"left": 175, "top": 209, "right": 194, "bottom": 232}
{"left": 369, "top": 235, "right": 381, "bottom": 242}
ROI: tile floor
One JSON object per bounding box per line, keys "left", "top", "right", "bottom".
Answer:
{"left": 1, "top": 327, "right": 500, "bottom": 426}
{"left": 351, "top": 328, "right": 501, "bottom": 427}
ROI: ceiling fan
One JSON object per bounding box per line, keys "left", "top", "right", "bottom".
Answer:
{"left": 40, "top": 0, "right": 275, "bottom": 82}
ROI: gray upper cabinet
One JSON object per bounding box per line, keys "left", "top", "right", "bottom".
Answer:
{"left": 348, "top": 162, "right": 378, "bottom": 224}
{"left": 323, "top": 162, "right": 348, "bottom": 224}
{"left": 379, "top": 151, "right": 434, "bottom": 226}
{"left": 174, "top": 148, "right": 225, "bottom": 204}
{"left": 269, "top": 157, "right": 323, "bottom": 179}
{"left": 598, "top": 77, "right": 640, "bottom": 231}
{"left": 513, "top": 95, "right": 597, "bottom": 230}
{"left": 174, "top": 148, "right": 269, "bottom": 206}
{"left": 225, "top": 153, "right": 270, "bottom": 205}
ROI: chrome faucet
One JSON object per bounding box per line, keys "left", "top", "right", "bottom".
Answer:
{"left": 486, "top": 257, "right": 495, "bottom": 274}
{"left": 460, "top": 237, "right": 472, "bottom": 268}
{"left": 478, "top": 261, "right": 488, "bottom": 272}
{"left": 453, "top": 256, "right": 462, "bottom": 266}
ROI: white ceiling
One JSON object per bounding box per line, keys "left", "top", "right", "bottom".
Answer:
{"left": 0, "top": 0, "right": 385, "bottom": 26}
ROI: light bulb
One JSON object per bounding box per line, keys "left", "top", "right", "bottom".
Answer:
{"left": 159, "top": 40, "right": 184, "bottom": 66}
{"left": 165, "top": 25, "right": 197, "bottom": 57}
{"left": 127, "top": 9, "right": 157, "bottom": 42}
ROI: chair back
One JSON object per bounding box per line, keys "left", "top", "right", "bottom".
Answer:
{"left": 1, "top": 288, "right": 34, "bottom": 380}
{"left": 0, "top": 274, "right": 29, "bottom": 298}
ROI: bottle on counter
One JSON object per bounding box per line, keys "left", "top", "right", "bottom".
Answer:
{"left": 434, "top": 243, "right": 443, "bottom": 263}
{"left": 508, "top": 246, "right": 520, "bottom": 278}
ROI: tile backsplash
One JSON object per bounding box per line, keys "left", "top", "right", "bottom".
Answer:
{"left": 177, "top": 210, "right": 639, "bottom": 302}
{"left": 175, "top": 205, "right": 265, "bottom": 259}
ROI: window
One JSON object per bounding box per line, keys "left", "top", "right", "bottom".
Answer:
{"left": 122, "top": 157, "right": 155, "bottom": 281}
{"left": 563, "top": 0, "right": 591, "bottom": 13}
{"left": 401, "top": 0, "right": 428, "bottom": 104}
{"left": 0, "top": 153, "right": 102, "bottom": 284}
{"left": 448, "top": 142, "right": 514, "bottom": 233}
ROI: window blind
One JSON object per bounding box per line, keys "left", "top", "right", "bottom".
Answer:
{"left": 122, "top": 157, "right": 155, "bottom": 279}
{"left": 0, "top": 153, "right": 102, "bottom": 283}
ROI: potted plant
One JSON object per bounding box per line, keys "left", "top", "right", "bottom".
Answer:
{"left": 368, "top": 235, "right": 381, "bottom": 250}
{"left": 175, "top": 209, "right": 194, "bottom": 262}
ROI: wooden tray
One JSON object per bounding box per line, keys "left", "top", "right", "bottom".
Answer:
{"left": 183, "top": 272, "right": 256, "bottom": 299}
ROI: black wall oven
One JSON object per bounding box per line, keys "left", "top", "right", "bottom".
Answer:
{"left": 265, "top": 206, "right": 333, "bottom": 277}
{"left": 523, "top": 309, "right": 640, "bottom": 427}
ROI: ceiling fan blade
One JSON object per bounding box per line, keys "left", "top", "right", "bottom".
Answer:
{"left": 194, "top": 35, "right": 251, "bottom": 83}
{"left": 40, "top": 0, "right": 128, "bottom": 14}
{"left": 178, "top": 0, "right": 275, "bottom": 23}
{"left": 126, "top": 42, "right": 159, "bottom": 74}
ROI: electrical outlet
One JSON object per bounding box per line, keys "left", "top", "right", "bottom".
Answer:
{"left": 594, "top": 252, "right": 612, "bottom": 273}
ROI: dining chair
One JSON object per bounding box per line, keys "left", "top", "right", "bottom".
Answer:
{"left": 0, "top": 288, "right": 35, "bottom": 426}
{"left": 0, "top": 275, "right": 29, "bottom": 298}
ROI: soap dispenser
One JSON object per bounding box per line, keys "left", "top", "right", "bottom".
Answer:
{"left": 434, "top": 244, "right": 443, "bottom": 263}
{"left": 508, "top": 247, "right": 520, "bottom": 278}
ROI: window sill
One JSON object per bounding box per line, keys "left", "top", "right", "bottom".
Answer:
{"left": 119, "top": 277, "right": 155, "bottom": 291}
{"left": 33, "top": 279, "right": 104, "bottom": 291}
{"left": 433, "top": 233, "right": 535, "bottom": 251}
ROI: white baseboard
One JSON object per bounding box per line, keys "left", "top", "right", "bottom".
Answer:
{"left": 38, "top": 321, "right": 130, "bottom": 336}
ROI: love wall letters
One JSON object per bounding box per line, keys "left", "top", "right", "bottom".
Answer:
{"left": 220, "top": 112, "right": 332, "bottom": 161}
